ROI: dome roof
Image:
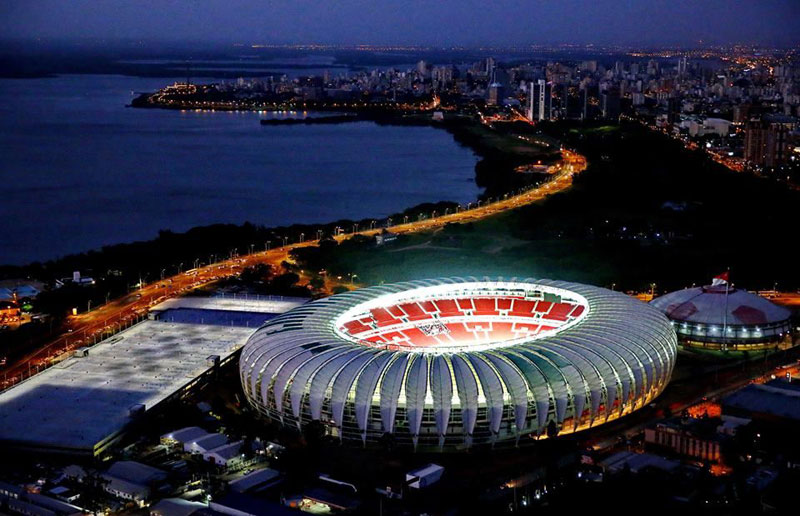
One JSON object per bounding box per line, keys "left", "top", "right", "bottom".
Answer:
{"left": 650, "top": 285, "right": 791, "bottom": 326}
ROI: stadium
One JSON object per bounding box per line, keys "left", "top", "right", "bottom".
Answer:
{"left": 650, "top": 284, "right": 793, "bottom": 351}
{"left": 240, "top": 278, "right": 677, "bottom": 450}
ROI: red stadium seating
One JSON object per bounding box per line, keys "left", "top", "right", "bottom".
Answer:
{"left": 343, "top": 320, "right": 370, "bottom": 335}
{"left": 511, "top": 300, "right": 536, "bottom": 316}
{"left": 388, "top": 305, "right": 405, "bottom": 318}
{"left": 473, "top": 298, "right": 499, "bottom": 315}
{"left": 399, "top": 302, "right": 431, "bottom": 321}
{"left": 491, "top": 322, "right": 515, "bottom": 340}
{"left": 457, "top": 298, "right": 475, "bottom": 312}
{"left": 420, "top": 301, "right": 437, "bottom": 313}
{"left": 542, "top": 302, "right": 575, "bottom": 321}
{"left": 446, "top": 322, "right": 474, "bottom": 342}
{"left": 433, "top": 299, "right": 461, "bottom": 317}
{"left": 342, "top": 295, "right": 587, "bottom": 349}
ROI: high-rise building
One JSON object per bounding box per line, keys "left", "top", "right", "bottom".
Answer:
{"left": 527, "top": 80, "right": 552, "bottom": 121}
{"left": 487, "top": 83, "right": 504, "bottom": 106}
{"left": 667, "top": 97, "right": 680, "bottom": 125}
{"left": 733, "top": 104, "right": 754, "bottom": 125}
{"left": 581, "top": 87, "right": 593, "bottom": 120}
{"left": 432, "top": 65, "right": 454, "bottom": 84}
{"left": 677, "top": 56, "right": 688, "bottom": 77}
{"left": 485, "top": 57, "right": 496, "bottom": 76}
{"left": 744, "top": 116, "right": 796, "bottom": 168}
{"left": 601, "top": 89, "right": 621, "bottom": 120}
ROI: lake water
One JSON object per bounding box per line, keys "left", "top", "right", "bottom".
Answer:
{"left": 0, "top": 75, "right": 480, "bottom": 265}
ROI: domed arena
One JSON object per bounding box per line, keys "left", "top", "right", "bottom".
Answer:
{"left": 239, "top": 278, "right": 677, "bottom": 450}
{"left": 650, "top": 284, "right": 793, "bottom": 350}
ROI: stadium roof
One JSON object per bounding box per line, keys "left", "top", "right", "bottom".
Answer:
{"left": 241, "top": 277, "right": 677, "bottom": 449}
{"left": 650, "top": 285, "right": 791, "bottom": 326}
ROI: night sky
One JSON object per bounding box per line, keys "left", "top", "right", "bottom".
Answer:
{"left": 1, "top": 0, "right": 798, "bottom": 46}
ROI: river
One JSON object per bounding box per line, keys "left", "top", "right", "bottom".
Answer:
{"left": 0, "top": 74, "right": 480, "bottom": 265}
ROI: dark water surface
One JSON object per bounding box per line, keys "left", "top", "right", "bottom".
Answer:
{"left": 0, "top": 75, "right": 480, "bottom": 265}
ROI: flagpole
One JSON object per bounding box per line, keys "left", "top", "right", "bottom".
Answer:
{"left": 722, "top": 268, "right": 730, "bottom": 352}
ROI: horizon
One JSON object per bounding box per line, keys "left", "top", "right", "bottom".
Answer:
{"left": 1, "top": 0, "right": 799, "bottom": 48}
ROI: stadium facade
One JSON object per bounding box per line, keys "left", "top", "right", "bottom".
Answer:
{"left": 240, "top": 278, "right": 677, "bottom": 450}
{"left": 650, "top": 284, "right": 793, "bottom": 350}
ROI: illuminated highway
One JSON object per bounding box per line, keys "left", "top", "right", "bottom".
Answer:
{"left": 0, "top": 151, "right": 587, "bottom": 390}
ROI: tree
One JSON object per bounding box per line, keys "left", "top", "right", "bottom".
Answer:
{"left": 546, "top": 420, "right": 559, "bottom": 440}
{"left": 309, "top": 276, "right": 326, "bottom": 290}
{"left": 74, "top": 473, "right": 110, "bottom": 513}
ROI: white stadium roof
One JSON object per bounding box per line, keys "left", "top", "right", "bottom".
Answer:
{"left": 650, "top": 285, "right": 791, "bottom": 326}
{"left": 650, "top": 285, "right": 792, "bottom": 345}
{"left": 240, "top": 277, "right": 677, "bottom": 450}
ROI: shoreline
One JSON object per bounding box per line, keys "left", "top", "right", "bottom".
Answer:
{"left": 0, "top": 95, "right": 560, "bottom": 270}
{"left": 0, "top": 154, "right": 586, "bottom": 391}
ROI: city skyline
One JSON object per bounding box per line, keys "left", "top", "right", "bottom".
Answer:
{"left": 1, "top": 0, "right": 799, "bottom": 47}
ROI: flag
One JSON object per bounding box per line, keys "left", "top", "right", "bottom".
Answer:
{"left": 712, "top": 271, "right": 729, "bottom": 286}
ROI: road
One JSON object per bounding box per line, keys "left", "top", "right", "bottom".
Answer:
{"left": 0, "top": 151, "right": 587, "bottom": 391}
{"left": 764, "top": 291, "right": 800, "bottom": 308}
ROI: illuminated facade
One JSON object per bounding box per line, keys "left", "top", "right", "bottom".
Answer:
{"left": 650, "top": 285, "right": 792, "bottom": 350}
{"left": 240, "top": 278, "right": 677, "bottom": 450}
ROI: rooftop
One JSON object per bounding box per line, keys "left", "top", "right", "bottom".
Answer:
{"left": 651, "top": 285, "right": 791, "bottom": 326}
{"left": 0, "top": 297, "right": 299, "bottom": 454}
{"left": 722, "top": 380, "right": 800, "bottom": 422}
{"left": 151, "top": 296, "right": 306, "bottom": 315}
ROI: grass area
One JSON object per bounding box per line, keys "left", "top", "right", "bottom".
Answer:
{"left": 293, "top": 121, "right": 800, "bottom": 294}
{"left": 569, "top": 125, "right": 619, "bottom": 135}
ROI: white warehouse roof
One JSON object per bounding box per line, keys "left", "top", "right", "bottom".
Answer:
{"left": 0, "top": 296, "right": 298, "bottom": 455}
